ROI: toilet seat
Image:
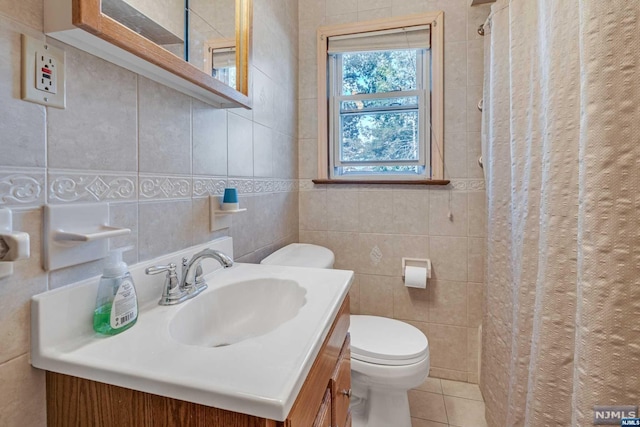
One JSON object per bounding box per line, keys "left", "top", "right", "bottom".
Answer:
{"left": 349, "top": 315, "right": 429, "bottom": 366}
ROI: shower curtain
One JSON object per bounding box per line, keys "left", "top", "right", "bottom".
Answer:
{"left": 480, "top": 1, "right": 640, "bottom": 425}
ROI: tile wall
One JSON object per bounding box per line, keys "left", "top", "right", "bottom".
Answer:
{"left": 0, "top": 0, "right": 298, "bottom": 423}
{"left": 297, "top": 0, "right": 490, "bottom": 383}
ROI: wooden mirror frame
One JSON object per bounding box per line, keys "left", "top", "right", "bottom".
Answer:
{"left": 69, "top": 0, "right": 252, "bottom": 108}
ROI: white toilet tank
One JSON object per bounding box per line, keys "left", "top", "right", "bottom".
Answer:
{"left": 260, "top": 244, "right": 335, "bottom": 269}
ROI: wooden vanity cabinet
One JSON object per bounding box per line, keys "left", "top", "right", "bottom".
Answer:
{"left": 46, "top": 295, "right": 351, "bottom": 427}
{"left": 313, "top": 390, "right": 332, "bottom": 427}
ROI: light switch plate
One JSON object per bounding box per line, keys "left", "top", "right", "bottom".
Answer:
{"left": 21, "top": 34, "right": 66, "bottom": 109}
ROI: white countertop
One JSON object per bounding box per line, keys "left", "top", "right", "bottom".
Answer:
{"left": 31, "top": 238, "right": 353, "bottom": 421}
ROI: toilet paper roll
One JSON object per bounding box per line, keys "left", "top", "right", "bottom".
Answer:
{"left": 404, "top": 265, "right": 427, "bottom": 289}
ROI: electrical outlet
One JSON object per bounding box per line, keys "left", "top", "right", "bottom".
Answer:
{"left": 21, "top": 34, "right": 66, "bottom": 109}
{"left": 36, "top": 52, "right": 58, "bottom": 94}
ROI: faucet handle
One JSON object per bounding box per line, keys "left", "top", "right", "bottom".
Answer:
{"left": 145, "top": 263, "right": 188, "bottom": 306}
{"left": 145, "top": 263, "right": 176, "bottom": 276}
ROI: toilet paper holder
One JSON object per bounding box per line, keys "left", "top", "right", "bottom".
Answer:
{"left": 401, "top": 257, "right": 431, "bottom": 280}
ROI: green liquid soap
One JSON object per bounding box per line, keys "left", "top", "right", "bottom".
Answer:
{"left": 93, "top": 303, "right": 137, "bottom": 336}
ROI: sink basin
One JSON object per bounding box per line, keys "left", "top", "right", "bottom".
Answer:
{"left": 170, "top": 278, "right": 307, "bottom": 347}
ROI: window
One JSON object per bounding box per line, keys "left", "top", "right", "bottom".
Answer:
{"left": 317, "top": 13, "right": 444, "bottom": 183}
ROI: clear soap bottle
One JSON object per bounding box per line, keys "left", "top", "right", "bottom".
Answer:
{"left": 93, "top": 247, "right": 138, "bottom": 335}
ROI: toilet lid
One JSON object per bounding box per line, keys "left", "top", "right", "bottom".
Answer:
{"left": 349, "top": 315, "right": 428, "bottom": 366}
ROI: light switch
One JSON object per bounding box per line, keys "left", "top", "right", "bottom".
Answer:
{"left": 21, "top": 34, "right": 66, "bottom": 109}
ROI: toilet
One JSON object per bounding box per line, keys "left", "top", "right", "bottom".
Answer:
{"left": 261, "top": 244, "right": 430, "bottom": 427}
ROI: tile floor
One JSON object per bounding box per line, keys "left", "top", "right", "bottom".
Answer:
{"left": 408, "top": 378, "right": 488, "bottom": 427}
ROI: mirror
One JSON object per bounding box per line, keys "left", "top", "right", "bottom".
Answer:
{"left": 50, "top": 0, "right": 252, "bottom": 108}
{"left": 100, "top": 0, "right": 246, "bottom": 93}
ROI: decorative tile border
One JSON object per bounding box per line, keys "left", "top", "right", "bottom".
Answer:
{"left": 48, "top": 170, "right": 137, "bottom": 203}
{"left": 0, "top": 168, "right": 46, "bottom": 206}
{"left": 193, "top": 177, "right": 227, "bottom": 197}
{"left": 227, "top": 178, "right": 254, "bottom": 195}
{"left": 254, "top": 179, "right": 298, "bottom": 194}
{"left": 139, "top": 175, "right": 192, "bottom": 200}
{"left": 1, "top": 169, "right": 300, "bottom": 206}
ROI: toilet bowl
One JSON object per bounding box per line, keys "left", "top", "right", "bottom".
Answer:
{"left": 261, "top": 244, "right": 430, "bottom": 427}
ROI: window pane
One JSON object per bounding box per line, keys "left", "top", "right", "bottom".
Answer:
{"left": 339, "top": 165, "right": 424, "bottom": 175}
{"left": 341, "top": 50, "right": 418, "bottom": 95}
{"left": 340, "top": 111, "right": 419, "bottom": 162}
{"left": 341, "top": 96, "right": 418, "bottom": 111}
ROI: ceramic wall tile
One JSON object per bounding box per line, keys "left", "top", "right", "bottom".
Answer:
{"left": 0, "top": 19, "right": 45, "bottom": 168}
{"left": 252, "top": 68, "right": 275, "bottom": 128}
{"left": 358, "top": 8, "right": 392, "bottom": 22}
{"left": 0, "top": 355, "right": 46, "bottom": 426}
{"left": 429, "top": 280, "right": 468, "bottom": 327}
{"left": 393, "top": 278, "right": 429, "bottom": 322}
{"left": 357, "top": 0, "right": 391, "bottom": 12}
{"left": 468, "top": 237, "right": 485, "bottom": 283}
{"left": 192, "top": 101, "right": 228, "bottom": 176}
{"left": 138, "top": 77, "right": 191, "bottom": 175}
{"left": 47, "top": 44, "right": 138, "bottom": 172}
{"left": 358, "top": 191, "right": 394, "bottom": 234}
{"left": 108, "top": 202, "right": 138, "bottom": 265}
{"left": 253, "top": 123, "right": 274, "bottom": 178}
{"left": 298, "top": 98, "right": 318, "bottom": 139}
{"left": 299, "top": 189, "right": 327, "bottom": 231}
{"left": 428, "top": 323, "right": 468, "bottom": 372}
{"left": 0, "top": 209, "right": 46, "bottom": 364}
{"left": 467, "top": 84, "right": 483, "bottom": 133}
{"left": 349, "top": 274, "right": 360, "bottom": 314}
{"left": 0, "top": 0, "right": 43, "bottom": 31}
{"left": 467, "top": 39, "right": 485, "bottom": 87}
{"left": 444, "top": 132, "right": 468, "bottom": 179}
{"left": 48, "top": 259, "right": 104, "bottom": 290}
{"left": 138, "top": 200, "right": 193, "bottom": 261}
{"left": 467, "top": 283, "right": 483, "bottom": 328}
{"left": 392, "top": 190, "right": 429, "bottom": 235}
{"left": 227, "top": 112, "right": 254, "bottom": 177}
{"left": 468, "top": 190, "right": 486, "bottom": 237}
{"left": 327, "top": 0, "right": 357, "bottom": 16}
{"left": 429, "top": 236, "right": 468, "bottom": 282}
{"left": 429, "top": 191, "right": 468, "bottom": 237}
{"left": 467, "top": 132, "right": 484, "bottom": 180}
{"left": 326, "top": 231, "right": 359, "bottom": 270}
{"left": 299, "top": 138, "right": 318, "bottom": 179}
{"left": 357, "top": 233, "right": 429, "bottom": 277}
{"left": 327, "top": 189, "right": 359, "bottom": 232}
{"left": 359, "top": 274, "right": 394, "bottom": 317}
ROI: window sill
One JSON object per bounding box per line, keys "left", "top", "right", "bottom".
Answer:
{"left": 312, "top": 179, "right": 451, "bottom": 186}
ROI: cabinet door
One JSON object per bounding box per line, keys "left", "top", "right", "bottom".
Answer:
{"left": 331, "top": 336, "right": 351, "bottom": 427}
{"left": 313, "top": 389, "right": 332, "bottom": 427}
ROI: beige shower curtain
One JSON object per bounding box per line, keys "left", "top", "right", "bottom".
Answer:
{"left": 480, "top": 1, "right": 640, "bottom": 425}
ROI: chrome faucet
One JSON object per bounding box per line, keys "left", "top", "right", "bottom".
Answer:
{"left": 181, "top": 248, "right": 233, "bottom": 294}
{"left": 145, "top": 248, "right": 233, "bottom": 306}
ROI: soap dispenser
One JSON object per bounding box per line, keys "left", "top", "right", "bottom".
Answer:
{"left": 93, "top": 247, "right": 138, "bottom": 335}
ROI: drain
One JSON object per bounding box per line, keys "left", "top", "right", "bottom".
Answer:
{"left": 212, "top": 343, "right": 231, "bottom": 348}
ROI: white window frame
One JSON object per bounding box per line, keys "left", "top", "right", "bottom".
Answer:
{"left": 316, "top": 13, "right": 445, "bottom": 183}
{"left": 329, "top": 49, "right": 430, "bottom": 176}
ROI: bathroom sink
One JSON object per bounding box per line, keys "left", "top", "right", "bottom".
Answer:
{"left": 169, "top": 278, "right": 307, "bottom": 347}
{"left": 31, "top": 238, "right": 353, "bottom": 420}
